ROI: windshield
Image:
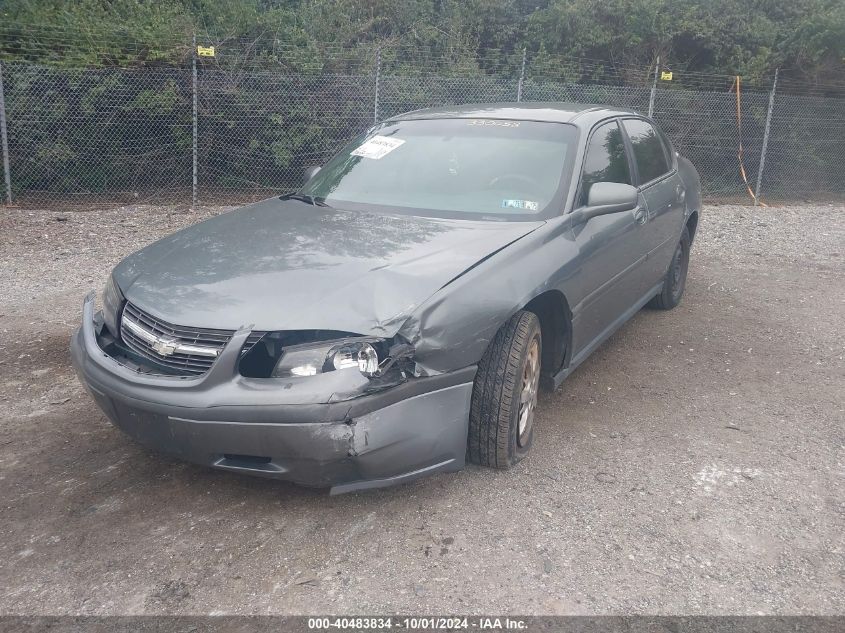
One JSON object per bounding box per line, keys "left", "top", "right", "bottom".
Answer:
{"left": 301, "top": 118, "right": 578, "bottom": 221}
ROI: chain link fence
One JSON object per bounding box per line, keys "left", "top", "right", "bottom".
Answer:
{"left": 1, "top": 57, "right": 843, "bottom": 208}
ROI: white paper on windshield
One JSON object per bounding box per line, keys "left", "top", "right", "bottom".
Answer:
{"left": 351, "top": 135, "right": 406, "bottom": 160}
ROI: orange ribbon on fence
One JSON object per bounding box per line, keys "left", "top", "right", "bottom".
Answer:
{"left": 732, "top": 75, "right": 767, "bottom": 207}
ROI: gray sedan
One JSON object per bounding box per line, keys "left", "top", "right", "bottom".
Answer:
{"left": 71, "top": 102, "right": 701, "bottom": 493}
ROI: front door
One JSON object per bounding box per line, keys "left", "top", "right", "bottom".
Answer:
{"left": 566, "top": 119, "right": 652, "bottom": 359}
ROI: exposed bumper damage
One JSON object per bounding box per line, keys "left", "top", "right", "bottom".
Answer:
{"left": 70, "top": 294, "right": 475, "bottom": 494}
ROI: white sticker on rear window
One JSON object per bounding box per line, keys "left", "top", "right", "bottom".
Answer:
{"left": 501, "top": 199, "right": 539, "bottom": 211}
{"left": 351, "top": 135, "right": 406, "bottom": 160}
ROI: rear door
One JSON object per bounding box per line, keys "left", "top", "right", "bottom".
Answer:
{"left": 621, "top": 118, "right": 686, "bottom": 285}
{"left": 567, "top": 119, "right": 651, "bottom": 357}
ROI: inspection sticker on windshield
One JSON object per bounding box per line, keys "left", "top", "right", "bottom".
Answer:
{"left": 502, "top": 199, "right": 539, "bottom": 211}
{"left": 351, "top": 135, "right": 406, "bottom": 160}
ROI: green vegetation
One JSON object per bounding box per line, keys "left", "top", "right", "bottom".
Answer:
{"left": 2, "top": 0, "right": 843, "bottom": 86}
{"left": 0, "top": 1, "right": 842, "bottom": 204}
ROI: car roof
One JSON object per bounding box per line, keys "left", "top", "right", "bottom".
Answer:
{"left": 386, "top": 102, "right": 644, "bottom": 128}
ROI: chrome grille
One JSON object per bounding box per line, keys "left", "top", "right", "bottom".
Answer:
{"left": 119, "top": 302, "right": 265, "bottom": 376}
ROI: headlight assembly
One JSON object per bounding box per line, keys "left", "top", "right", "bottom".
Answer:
{"left": 101, "top": 274, "right": 124, "bottom": 337}
{"left": 330, "top": 341, "right": 379, "bottom": 374}
{"left": 271, "top": 338, "right": 385, "bottom": 378}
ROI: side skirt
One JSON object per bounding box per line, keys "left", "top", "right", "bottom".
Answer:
{"left": 550, "top": 282, "right": 663, "bottom": 390}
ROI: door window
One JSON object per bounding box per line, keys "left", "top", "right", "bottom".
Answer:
{"left": 578, "top": 121, "right": 632, "bottom": 207}
{"left": 622, "top": 119, "right": 670, "bottom": 184}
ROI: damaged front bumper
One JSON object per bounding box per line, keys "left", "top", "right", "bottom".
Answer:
{"left": 69, "top": 294, "right": 475, "bottom": 494}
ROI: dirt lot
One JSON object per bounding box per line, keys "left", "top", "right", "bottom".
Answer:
{"left": 0, "top": 203, "right": 843, "bottom": 615}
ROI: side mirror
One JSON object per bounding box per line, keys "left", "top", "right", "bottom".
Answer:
{"left": 587, "top": 182, "right": 638, "bottom": 213}
{"left": 303, "top": 165, "right": 321, "bottom": 182}
{"left": 572, "top": 182, "right": 639, "bottom": 225}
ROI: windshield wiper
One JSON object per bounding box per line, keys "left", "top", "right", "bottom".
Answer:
{"left": 280, "top": 192, "right": 331, "bottom": 207}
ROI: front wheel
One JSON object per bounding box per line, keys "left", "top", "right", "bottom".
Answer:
{"left": 648, "top": 226, "right": 691, "bottom": 310}
{"left": 467, "top": 310, "right": 542, "bottom": 469}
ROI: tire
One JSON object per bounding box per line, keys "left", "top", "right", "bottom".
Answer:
{"left": 648, "top": 226, "right": 691, "bottom": 310}
{"left": 467, "top": 310, "right": 542, "bottom": 469}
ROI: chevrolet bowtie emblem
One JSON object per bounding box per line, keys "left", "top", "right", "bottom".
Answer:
{"left": 151, "top": 336, "right": 179, "bottom": 357}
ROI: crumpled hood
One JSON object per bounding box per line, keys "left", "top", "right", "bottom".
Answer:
{"left": 113, "top": 198, "right": 543, "bottom": 335}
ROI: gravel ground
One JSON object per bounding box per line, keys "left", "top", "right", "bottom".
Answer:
{"left": 0, "top": 202, "right": 843, "bottom": 615}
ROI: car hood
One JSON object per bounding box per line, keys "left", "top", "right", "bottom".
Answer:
{"left": 113, "top": 198, "right": 543, "bottom": 335}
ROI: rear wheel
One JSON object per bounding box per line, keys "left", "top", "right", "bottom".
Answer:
{"left": 467, "top": 310, "right": 541, "bottom": 468}
{"left": 648, "top": 226, "right": 691, "bottom": 310}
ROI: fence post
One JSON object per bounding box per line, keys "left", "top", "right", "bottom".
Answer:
{"left": 647, "top": 56, "right": 659, "bottom": 118}
{"left": 0, "top": 62, "right": 12, "bottom": 205}
{"left": 517, "top": 48, "right": 527, "bottom": 102}
{"left": 754, "top": 68, "right": 778, "bottom": 206}
{"left": 191, "top": 34, "right": 198, "bottom": 209}
{"left": 373, "top": 46, "right": 381, "bottom": 124}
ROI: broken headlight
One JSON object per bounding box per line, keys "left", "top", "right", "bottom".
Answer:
{"left": 271, "top": 339, "right": 385, "bottom": 378}
{"left": 101, "top": 274, "right": 124, "bottom": 337}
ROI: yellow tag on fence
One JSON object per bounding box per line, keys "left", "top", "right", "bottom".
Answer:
{"left": 197, "top": 46, "right": 215, "bottom": 57}
{"left": 660, "top": 71, "right": 673, "bottom": 81}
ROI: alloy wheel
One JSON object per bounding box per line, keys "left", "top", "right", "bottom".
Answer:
{"left": 517, "top": 337, "right": 540, "bottom": 447}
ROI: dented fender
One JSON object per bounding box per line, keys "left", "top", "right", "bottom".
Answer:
{"left": 399, "top": 217, "right": 581, "bottom": 374}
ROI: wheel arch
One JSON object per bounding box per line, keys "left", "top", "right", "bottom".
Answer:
{"left": 522, "top": 289, "right": 572, "bottom": 379}
{"left": 686, "top": 210, "right": 699, "bottom": 245}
